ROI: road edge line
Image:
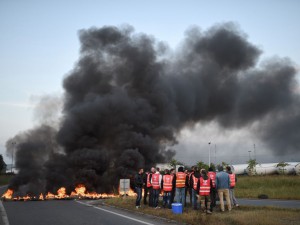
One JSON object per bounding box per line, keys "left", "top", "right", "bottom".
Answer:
{"left": 76, "top": 200, "right": 155, "bottom": 225}
{"left": 0, "top": 200, "right": 10, "bottom": 225}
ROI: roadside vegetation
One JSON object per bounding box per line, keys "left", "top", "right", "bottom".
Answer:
{"left": 235, "top": 175, "right": 300, "bottom": 200}
{"left": 0, "top": 174, "right": 14, "bottom": 186}
{"left": 102, "top": 197, "right": 300, "bottom": 225}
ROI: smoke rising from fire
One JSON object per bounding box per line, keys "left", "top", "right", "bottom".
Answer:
{"left": 6, "top": 23, "right": 299, "bottom": 194}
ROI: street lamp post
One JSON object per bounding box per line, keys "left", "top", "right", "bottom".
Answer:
{"left": 11, "top": 142, "right": 16, "bottom": 173}
{"left": 208, "top": 142, "right": 211, "bottom": 166}
{"left": 248, "top": 150, "right": 252, "bottom": 160}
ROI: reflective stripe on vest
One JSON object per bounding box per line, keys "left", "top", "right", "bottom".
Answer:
{"left": 229, "top": 173, "right": 236, "bottom": 188}
{"left": 176, "top": 172, "right": 186, "bottom": 188}
{"left": 163, "top": 175, "right": 173, "bottom": 191}
{"left": 207, "top": 171, "right": 216, "bottom": 188}
{"left": 192, "top": 175, "right": 198, "bottom": 190}
{"left": 147, "top": 173, "right": 152, "bottom": 188}
{"left": 199, "top": 177, "right": 211, "bottom": 196}
{"left": 152, "top": 173, "right": 160, "bottom": 190}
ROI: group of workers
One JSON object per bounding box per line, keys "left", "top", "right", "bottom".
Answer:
{"left": 134, "top": 165, "right": 238, "bottom": 213}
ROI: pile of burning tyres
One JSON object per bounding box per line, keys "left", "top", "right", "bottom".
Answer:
{"left": 1, "top": 184, "right": 136, "bottom": 201}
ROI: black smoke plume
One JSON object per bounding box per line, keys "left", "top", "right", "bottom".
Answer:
{"left": 6, "top": 23, "right": 299, "bottom": 195}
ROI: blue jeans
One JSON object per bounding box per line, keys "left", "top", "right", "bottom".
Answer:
{"left": 163, "top": 191, "right": 172, "bottom": 208}
{"left": 135, "top": 187, "right": 142, "bottom": 206}
{"left": 152, "top": 189, "right": 160, "bottom": 207}
{"left": 192, "top": 189, "right": 198, "bottom": 209}
{"left": 176, "top": 187, "right": 185, "bottom": 210}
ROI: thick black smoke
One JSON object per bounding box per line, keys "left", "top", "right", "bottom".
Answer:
{"left": 6, "top": 23, "right": 299, "bottom": 195}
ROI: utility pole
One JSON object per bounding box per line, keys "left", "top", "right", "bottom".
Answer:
{"left": 208, "top": 142, "right": 211, "bottom": 166}
{"left": 248, "top": 150, "right": 252, "bottom": 161}
{"left": 11, "top": 141, "right": 16, "bottom": 173}
{"left": 253, "top": 144, "right": 256, "bottom": 160}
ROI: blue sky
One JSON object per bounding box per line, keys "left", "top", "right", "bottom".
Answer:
{"left": 1, "top": 0, "right": 300, "bottom": 164}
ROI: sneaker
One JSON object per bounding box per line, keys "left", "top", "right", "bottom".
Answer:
{"left": 155, "top": 206, "right": 161, "bottom": 209}
{"left": 206, "top": 210, "right": 212, "bottom": 214}
{"left": 235, "top": 204, "right": 239, "bottom": 207}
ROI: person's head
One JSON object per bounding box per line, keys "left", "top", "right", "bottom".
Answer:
{"left": 226, "top": 166, "right": 231, "bottom": 172}
{"left": 170, "top": 168, "right": 175, "bottom": 174}
{"left": 151, "top": 167, "right": 156, "bottom": 173}
{"left": 178, "top": 166, "right": 184, "bottom": 172}
{"left": 194, "top": 167, "right": 199, "bottom": 173}
{"left": 156, "top": 167, "right": 160, "bottom": 173}
{"left": 218, "top": 165, "right": 224, "bottom": 172}
{"left": 201, "top": 169, "right": 207, "bottom": 176}
{"left": 208, "top": 167, "right": 214, "bottom": 172}
{"left": 164, "top": 169, "right": 170, "bottom": 175}
{"left": 191, "top": 166, "right": 195, "bottom": 172}
{"left": 184, "top": 169, "right": 188, "bottom": 174}
{"left": 139, "top": 168, "right": 144, "bottom": 174}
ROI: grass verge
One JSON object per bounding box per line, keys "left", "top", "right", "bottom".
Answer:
{"left": 0, "top": 174, "right": 14, "bottom": 186}
{"left": 101, "top": 197, "right": 300, "bottom": 225}
{"left": 235, "top": 175, "right": 300, "bottom": 200}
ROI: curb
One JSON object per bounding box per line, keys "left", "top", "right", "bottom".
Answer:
{"left": 0, "top": 200, "right": 10, "bottom": 225}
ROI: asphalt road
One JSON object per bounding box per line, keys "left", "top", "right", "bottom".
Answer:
{"left": 3, "top": 200, "right": 178, "bottom": 225}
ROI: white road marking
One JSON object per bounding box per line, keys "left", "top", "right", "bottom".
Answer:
{"left": 76, "top": 200, "right": 155, "bottom": 225}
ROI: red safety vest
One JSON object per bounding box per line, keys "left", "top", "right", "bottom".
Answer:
{"left": 199, "top": 177, "right": 211, "bottom": 196}
{"left": 152, "top": 173, "right": 160, "bottom": 190}
{"left": 147, "top": 173, "right": 152, "bottom": 188}
{"left": 229, "top": 173, "right": 236, "bottom": 188}
{"left": 192, "top": 175, "right": 198, "bottom": 190}
{"left": 163, "top": 175, "right": 173, "bottom": 191}
{"left": 176, "top": 172, "right": 186, "bottom": 188}
{"left": 207, "top": 171, "right": 216, "bottom": 188}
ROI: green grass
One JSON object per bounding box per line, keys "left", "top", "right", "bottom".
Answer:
{"left": 235, "top": 175, "right": 300, "bottom": 200}
{"left": 0, "top": 174, "right": 14, "bottom": 186}
{"left": 101, "top": 197, "right": 300, "bottom": 225}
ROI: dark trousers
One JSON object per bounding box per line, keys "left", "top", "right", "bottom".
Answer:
{"left": 135, "top": 187, "right": 142, "bottom": 206}
{"left": 171, "top": 188, "right": 175, "bottom": 204}
{"left": 153, "top": 189, "right": 160, "bottom": 207}
{"left": 143, "top": 186, "right": 148, "bottom": 204}
{"left": 163, "top": 191, "right": 172, "bottom": 208}
{"left": 148, "top": 187, "right": 154, "bottom": 207}
{"left": 210, "top": 188, "right": 217, "bottom": 210}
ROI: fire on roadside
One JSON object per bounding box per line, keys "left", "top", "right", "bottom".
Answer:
{"left": 1, "top": 184, "right": 136, "bottom": 201}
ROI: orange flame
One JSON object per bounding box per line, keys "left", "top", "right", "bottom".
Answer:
{"left": 1, "top": 189, "right": 13, "bottom": 199}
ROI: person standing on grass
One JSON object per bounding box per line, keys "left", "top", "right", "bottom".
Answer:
{"left": 226, "top": 166, "right": 239, "bottom": 207}
{"left": 134, "top": 168, "right": 144, "bottom": 209}
{"left": 151, "top": 167, "right": 162, "bottom": 209}
{"left": 176, "top": 166, "right": 188, "bottom": 211}
{"left": 148, "top": 167, "right": 156, "bottom": 207}
{"left": 143, "top": 170, "right": 150, "bottom": 205}
{"left": 161, "top": 169, "right": 174, "bottom": 209}
{"left": 170, "top": 168, "right": 176, "bottom": 204}
{"left": 190, "top": 166, "right": 200, "bottom": 210}
{"left": 197, "top": 169, "right": 212, "bottom": 214}
{"left": 216, "top": 165, "right": 232, "bottom": 212}
{"left": 208, "top": 167, "right": 217, "bottom": 211}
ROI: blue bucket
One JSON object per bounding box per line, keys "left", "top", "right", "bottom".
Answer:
{"left": 172, "top": 203, "right": 182, "bottom": 214}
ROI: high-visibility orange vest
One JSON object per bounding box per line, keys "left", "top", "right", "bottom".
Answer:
{"left": 207, "top": 171, "right": 216, "bottom": 188}
{"left": 147, "top": 173, "right": 152, "bottom": 188}
{"left": 152, "top": 173, "right": 160, "bottom": 190}
{"left": 176, "top": 172, "right": 186, "bottom": 188}
{"left": 163, "top": 175, "right": 173, "bottom": 191}
{"left": 199, "top": 177, "right": 211, "bottom": 196}
{"left": 229, "top": 173, "right": 236, "bottom": 188}
{"left": 192, "top": 175, "right": 198, "bottom": 190}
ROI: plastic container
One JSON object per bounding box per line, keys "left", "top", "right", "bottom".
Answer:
{"left": 172, "top": 203, "right": 182, "bottom": 214}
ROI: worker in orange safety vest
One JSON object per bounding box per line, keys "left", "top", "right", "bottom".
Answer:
{"left": 175, "top": 166, "right": 188, "bottom": 211}
{"left": 208, "top": 167, "right": 217, "bottom": 211}
{"left": 161, "top": 169, "right": 174, "bottom": 209}
{"left": 197, "top": 169, "right": 212, "bottom": 214}
{"left": 226, "top": 166, "right": 239, "bottom": 207}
